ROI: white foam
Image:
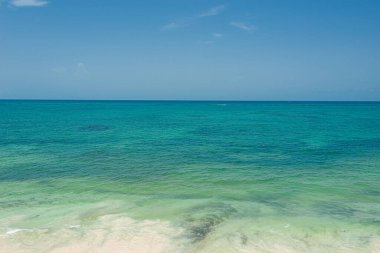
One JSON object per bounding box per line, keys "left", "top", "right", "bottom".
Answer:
{"left": 68, "top": 224, "right": 80, "bottom": 229}
{"left": 5, "top": 228, "right": 30, "bottom": 235}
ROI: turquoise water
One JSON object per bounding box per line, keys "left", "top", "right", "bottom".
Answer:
{"left": 0, "top": 101, "right": 379, "bottom": 252}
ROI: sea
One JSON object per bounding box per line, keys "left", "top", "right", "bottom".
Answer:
{"left": 0, "top": 100, "right": 379, "bottom": 252}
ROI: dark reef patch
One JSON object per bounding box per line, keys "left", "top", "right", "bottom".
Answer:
{"left": 362, "top": 190, "right": 380, "bottom": 196}
{"left": 79, "top": 125, "right": 111, "bottom": 132}
{"left": 79, "top": 150, "right": 113, "bottom": 159}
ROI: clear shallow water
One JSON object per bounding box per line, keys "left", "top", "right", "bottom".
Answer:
{"left": 0, "top": 101, "right": 379, "bottom": 252}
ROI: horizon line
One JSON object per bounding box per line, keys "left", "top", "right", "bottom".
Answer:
{"left": 0, "top": 99, "right": 379, "bottom": 102}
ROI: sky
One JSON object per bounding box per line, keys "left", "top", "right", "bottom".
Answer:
{"left": 0, "top": 0, "right": 379, "bottom": 100}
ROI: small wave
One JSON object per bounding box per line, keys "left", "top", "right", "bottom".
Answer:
{"left": 5, "top": 228, "right": 31, "bottom": 235}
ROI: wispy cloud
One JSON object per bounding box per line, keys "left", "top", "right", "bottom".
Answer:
{"left": 230, "top": 22, "right": 256, "bottom": 32}
{"left": 198, "top": 40, "right": 215, "bottom": 45}
{"left": 199, "top": 5, "right": 225, "bottom": 17}
{"left": 51, "top": 66, "right": 67, "bottom": 75}
{"left": 10, "top": 0, "right": 48, "bottom": 7}
{"left": 212, "top": 33, "right": 223, "bottom": 38}
{"left": 75, "top": 62, "right": 89, "bottom": 79}
{"left": 160, "top": 21, "right": 189, "bottom": 31}
{"left": 50, "top": 62, "right": 88, "bottom": 79}
{"left": 160, "top": 5, "right": 226, "bottom": 31}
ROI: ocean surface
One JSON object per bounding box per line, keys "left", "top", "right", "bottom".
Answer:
{"left": 0, "top": 101, "right": 379, "bottom": 253}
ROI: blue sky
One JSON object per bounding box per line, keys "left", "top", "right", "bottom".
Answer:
{"left": 0, "top": 0, "right": 379, "bottom": 100}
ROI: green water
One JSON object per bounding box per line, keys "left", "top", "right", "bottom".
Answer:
{"left": 0, "top": 101, "right": 379, "bottom": 252}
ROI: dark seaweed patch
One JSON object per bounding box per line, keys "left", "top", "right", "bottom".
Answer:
{"left": 184, "top": 202, "right": 237, "bottom": 242}
{"left": 188, "top": 214, "right": 223, "bottom": 241}
{"left": 0, "top": 199, "right": 25, "bottom": 208}
{"left": 240, "top": 233, "right": 248, "bottom": 245}
{"left": 249, "top": 193, "right": 292, "bottom": 214}
{"left": 79, "top": 125, "right": 110, "bottom": 132}
{"left": 313, "top": 201, "right": 356, "bottom": 218}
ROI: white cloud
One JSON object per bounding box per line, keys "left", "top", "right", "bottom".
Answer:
{"left": 230, "top": 22, "right": 256, "bottom": 32}
{"left": 199, "top": 5, "right": 225, "bottom": 17}
{"left": 10, "top": 0, "right": 48, "bottom": 7}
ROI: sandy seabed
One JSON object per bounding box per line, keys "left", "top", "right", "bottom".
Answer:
{"left": 1, "top": 214, "right": 380, "bottom": 253}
